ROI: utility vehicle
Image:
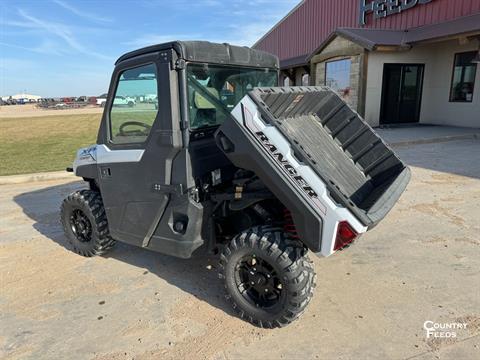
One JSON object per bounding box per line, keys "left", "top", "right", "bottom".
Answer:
{"left": 112, "top": 95, "right": 136, "bottom": 107}
{"left": 61, "top": 41, "right": 410, "bottom": 328}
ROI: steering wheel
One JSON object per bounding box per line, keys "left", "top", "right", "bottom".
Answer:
{"left": 118, "top": 121, "right": 152, "bottom": 136}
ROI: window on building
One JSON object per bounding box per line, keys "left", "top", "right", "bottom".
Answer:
{"left": 109, "top": 64, "right": 158, "bottom": 144}
{"left": 450, "top": 51, "right": 477, "bottom": 102}
{"left": 325, "top": 58, "right": 351, "bottom": 96}
{"left": 302, "top": 73, "right": 310, "bottom": 86}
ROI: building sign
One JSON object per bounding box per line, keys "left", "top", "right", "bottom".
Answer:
{"left": 359, "top": 0, "right": 434, "bottom": 26}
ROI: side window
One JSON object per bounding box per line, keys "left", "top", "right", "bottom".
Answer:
{"left": 450, "top": 51, "right": 477, "bottom": 102}
{"left": 325, "top": 58, "right": 351, "bottom": 96}
{"left": 109, "top": 63, "right": 158, "bottom": 144}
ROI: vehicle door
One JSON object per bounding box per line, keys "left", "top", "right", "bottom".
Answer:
{"left": 96, "top": 51, "right": 182, "bottom": 247}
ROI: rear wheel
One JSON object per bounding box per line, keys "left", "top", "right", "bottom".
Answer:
{"left": 219, "top": 226, "right": 316, "bottom": 328}
{"left": 60, "top": 190, "right": 115, "bottom": 257}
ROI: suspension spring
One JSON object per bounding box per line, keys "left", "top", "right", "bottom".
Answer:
{"left": 283, "top": 208, "right": 299, "bottom": 239}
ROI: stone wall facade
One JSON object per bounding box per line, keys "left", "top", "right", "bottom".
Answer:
{"left": 310, "top": 36, "right": 366, "bottom": 115}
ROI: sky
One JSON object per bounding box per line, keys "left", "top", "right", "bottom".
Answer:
{"left": 0, "top": 0, "right": 298, "bottom": 97}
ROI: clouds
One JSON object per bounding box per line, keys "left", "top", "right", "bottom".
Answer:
{"left": 127, "top": 0, "right": 299, "bottom": 48}
{"left": 225, "top": 23, "right": 277, "bottom": 46}
{"left": 14, "top": 9, "right": 112, "bottom": 60}
{"left": 214, "top": 0, "right": 299, "bottom": 46}
{"left": 1, "top": 0, "right": 300, "bottom": 96}
{"left": 0, "top": 40, "right": 65, "bottom": 56}
{"left": 52, "top": 0, "right": 113, "bottom": 23}
{"left": 1, "top": 2, "right": 115, "bottom": 96}
{"left": 1, "top": 9, "right": 113, "bottom": 61}
{"left": 3, "top": 0, "right": 297, "bottom": 56}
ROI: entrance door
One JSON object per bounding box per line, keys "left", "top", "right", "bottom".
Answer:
{"left": 380, "top": 64, "right": 424, "bottom": 124}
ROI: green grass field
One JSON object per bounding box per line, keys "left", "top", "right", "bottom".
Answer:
{"left": 0, "top": 114, "right": 101, "bottom": 176}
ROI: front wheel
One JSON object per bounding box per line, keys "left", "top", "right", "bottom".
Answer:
{"left": 219, "top": 226, "right": 316, "bottom": 328}
{"left": 60, "top": 190, "right": 115, "bottom": 257}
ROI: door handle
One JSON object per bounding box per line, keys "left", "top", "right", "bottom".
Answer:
{"left": 100, "top": 166, "right": 111, "bottom": 178}
{"left": 152, "top": 183, "right": 184, "bottom": 194}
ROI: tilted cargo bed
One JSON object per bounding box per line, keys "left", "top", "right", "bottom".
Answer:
{"left": 217, "top": 87, "right": 410, "bottom": 231}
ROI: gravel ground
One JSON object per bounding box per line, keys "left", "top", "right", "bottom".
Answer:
{"left": 0, "top": 104, "right": 103, "bottom": 119}
{"left": 0, "top": 140, "right": 479, "bottom": 360}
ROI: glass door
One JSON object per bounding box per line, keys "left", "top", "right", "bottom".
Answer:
{"left": 380, "top": 64, "right": 424, "bottom": 124}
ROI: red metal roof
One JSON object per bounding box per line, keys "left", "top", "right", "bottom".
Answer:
{"left": 254, "top": 0, "right": 480, "bottom": 63}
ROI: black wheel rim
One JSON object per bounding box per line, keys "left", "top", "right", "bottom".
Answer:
{"left": 234, "top": 254, "right": 284, "bottom": 310}
{"left": 69, "top": 209, "right": 92, "bottom": 243}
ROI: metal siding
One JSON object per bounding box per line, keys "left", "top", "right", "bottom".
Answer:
{"left": 255, "top": 0, "right": 480, "bottom": 61}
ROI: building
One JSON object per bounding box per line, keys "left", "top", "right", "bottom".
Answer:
{"left": 254, "top": 0, "right": 480, "bottom": 128}
{"left": 1, "top": 93, "right": 42, "bottom": 102}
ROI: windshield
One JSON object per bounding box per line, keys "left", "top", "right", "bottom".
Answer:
{"left": 186, "top": 63, "right": 277, "bottom": 130}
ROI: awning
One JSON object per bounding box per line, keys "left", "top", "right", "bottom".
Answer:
{"left": 307, "top": 12, "right": 480, "bottom": 60}
{"left": 279, "top": 54, "right": 310, "bottom": 70}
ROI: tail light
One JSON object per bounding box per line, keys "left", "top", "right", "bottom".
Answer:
{"left": 334, "top": 221, "right": 358, "bottom": 251}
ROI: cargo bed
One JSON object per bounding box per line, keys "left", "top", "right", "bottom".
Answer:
{"left": 250, "top": 87, "right": 410, "bottom": 227}
{"left": 218, "top": 87, "right": 410, "bottom": 232}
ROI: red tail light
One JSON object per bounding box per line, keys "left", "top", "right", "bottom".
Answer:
{"left": 334, "top": 221, "right": 358, "bottom": 251}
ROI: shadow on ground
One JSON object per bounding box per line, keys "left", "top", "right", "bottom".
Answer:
{"left": 13, "top": 181, "right": 236, "bottom": 318}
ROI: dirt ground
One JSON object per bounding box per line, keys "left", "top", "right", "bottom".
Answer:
{"left": 0, "top": 104, "right": 103, "bottom": 119}
{"left": 1, "top": 140, "right": 479, "bottom": 360}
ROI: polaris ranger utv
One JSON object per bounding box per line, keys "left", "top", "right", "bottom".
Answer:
{"left": 61, "top": 41, "right": 410, "bottom": 328}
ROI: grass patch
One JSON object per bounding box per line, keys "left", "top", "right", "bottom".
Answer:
{"left": 0, "top": 114, "right": 101, "bottom": 176}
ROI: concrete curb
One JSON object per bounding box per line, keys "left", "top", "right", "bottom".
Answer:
{"left": 388, "top": 133, "right": 479, "bottom": 148}
{"left": 0, "top": 171, "right": 75, "bottom": 185}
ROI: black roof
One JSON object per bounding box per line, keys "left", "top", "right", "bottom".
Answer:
{"left": 115, "top": 40, "right": 279, "bottom": 69}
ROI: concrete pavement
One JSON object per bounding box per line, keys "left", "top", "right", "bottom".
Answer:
{"left": 0, "top": 171, "right": 74, "bottom": 185}
{"left": 375, "top": 125, "right": 480, "bottom": 147}
{"left": 0, "top": 139, "right": 479, "bottom": 359}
